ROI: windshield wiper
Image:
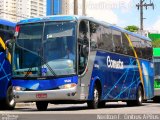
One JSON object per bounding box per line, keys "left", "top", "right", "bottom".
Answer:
{"left": 39, "top": 54, "right": 57, "bottom": 76}
{"left": 24, "top": 59, "right": 38, "bottom": 79}
{"left": 24, "top": 54, "right": 57, "bottom": 79}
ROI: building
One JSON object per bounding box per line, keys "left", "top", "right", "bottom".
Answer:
{"left": 62, "top": 0, "right": 69, "bottom": 15}
{"left": 0, "top": 0, "right": 46, "bottom": 22}
{"left": 47, "top": 0, "right": 69, "bottom": 15}
{"left": 0, "top": 0, "right": 17, "bottom": 21}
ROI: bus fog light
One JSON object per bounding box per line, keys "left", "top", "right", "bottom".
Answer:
{"left": 59, "top": 83, "right": 77, "bottom": 89}
{"left": 13, "top": 86, "right": 26, "bottom": 91}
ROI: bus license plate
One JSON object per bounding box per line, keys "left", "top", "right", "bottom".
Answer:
{"left": 36, "top": 93, "right": 47, "bottom": 98}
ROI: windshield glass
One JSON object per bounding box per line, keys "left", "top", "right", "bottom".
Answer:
{"left": 13, "top": 21, "right": 77, "bottom": 77}
{"left": 154, "top": 57, "right": 160, "bottom": 79}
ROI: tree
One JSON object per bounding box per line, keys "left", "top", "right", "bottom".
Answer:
{"left": 124, "top": 25, "right": 139, "bottom": 32}
{"left": 151, "top": 39, "right": 160, "bottom": 48}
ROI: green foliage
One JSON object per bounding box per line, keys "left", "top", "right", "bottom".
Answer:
{"left": 124, "top": 25, "right": 139, "bottom": 32}
{"left": 152, "top": 39, "right": 160, "bottom": 48}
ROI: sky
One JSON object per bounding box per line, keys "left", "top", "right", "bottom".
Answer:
{"left": 69, "top": 0, "right": 160, "bottom": 33}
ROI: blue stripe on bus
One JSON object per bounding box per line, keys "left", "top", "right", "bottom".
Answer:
{"left": 18, "top": 16, "right": 77, "bottom": 24}
{"left": 88, "top": 51, "right": 153, "bottom": 100}
{"left": 0, "top": 52, "right": 11, "bottom": 98}
{"left": 12, "top": 76, "right": 78, "bottom": 90}
{"left": 0, "top": 19, "right": 16, "bottom": 27}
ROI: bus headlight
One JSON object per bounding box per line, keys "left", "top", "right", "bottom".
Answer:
{"left": 13, "top": 86, "right": 26, "bottom": 91}
{"left": 59, "top": 83, "right": 77, "bottom": 89}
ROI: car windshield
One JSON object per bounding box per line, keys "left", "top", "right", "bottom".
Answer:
{"left": 13, "top": 21, "right": 77, "bottom": 78}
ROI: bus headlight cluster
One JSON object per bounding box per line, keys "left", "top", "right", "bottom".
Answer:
{"left": 59, "top": 83, "right": 77, "bottom": 89}
{"left": 13, "top": 86, "right": 26, "bottom": 91}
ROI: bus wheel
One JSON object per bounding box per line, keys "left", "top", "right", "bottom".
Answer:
{"left": 127, "top": 86, "right": 143, "bottom": 106}
{"left": 126, "top": 101, "right": 134, "bottom": 106}
{"left": 36, "top": 101, "right": 48, "bottom": 111}
{"left": 87, "top": 85, "right": 100, "bottom": 109}
{"left": 4, "top": 86, "right": 16, "bottom": 110}
{"left": 98, "top": 101, "right": 106, "bottom": 108}
{"left": 135, "top": 86, "right": 143, "bottom": 106}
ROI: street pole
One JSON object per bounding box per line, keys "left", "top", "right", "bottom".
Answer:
{"left": 136, "top": 0, "right": 154, "bottom": 31}
{"left": 82, "top": 0, "right": 86, "bottom": 16}
{"left": 74, "top": 0, "right": 78, "bottom": 15}
{"left": 140, "top": 0, "right": 144, "bottom": 31}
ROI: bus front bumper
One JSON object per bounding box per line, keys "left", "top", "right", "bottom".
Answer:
{"left": 13, "top": 87, "right": 77, "bottom": 102}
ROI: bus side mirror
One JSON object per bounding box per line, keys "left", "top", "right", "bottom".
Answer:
{"left": 5, "top": 39, "right": 13, "bottom": 58}
{"left": 78, "top": 37, "right": 89, "bottom": 57}
{"left": 82, "top": 45, "right": 89, "bottom": 57}
{"left": 78, "top": 37, "right": 89, "bottom": 45}
{"left": 5, "top": 39, "right": 13, "bottom": 50}
{"left": 78, "top": 38, "right": 83, "bottom": 45}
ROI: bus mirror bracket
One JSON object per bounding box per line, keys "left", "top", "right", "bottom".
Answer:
{"left": 82, "top": 45, "right": 89, "bottom": 57}
{"left": 5, "top": 39, "right": 13, "bottom": 58}
{"left": 78, "top": 37, "right": 89, "bottom": 45}
{"left": 5, "top": 39, "right": 13, "bottom": 49}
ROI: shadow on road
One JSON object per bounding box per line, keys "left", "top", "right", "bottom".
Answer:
{"left": 11, "top": 102, "right": 149, "bottom": 112}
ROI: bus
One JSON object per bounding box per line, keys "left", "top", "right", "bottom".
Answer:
{"left": 11, "top": 15, "right": 154, "bottom": 110}
{"left": 153, "top": 48, "right": 160, "bottom": 102}
{"left": 0, "top": 19, "right": 16, "bottom": 109}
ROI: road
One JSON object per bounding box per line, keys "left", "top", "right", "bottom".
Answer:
{"left": 0, "top": 102, "right": 160, "bottom": 120}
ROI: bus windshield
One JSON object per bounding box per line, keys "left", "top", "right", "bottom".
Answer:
{"left": 154, "top": 57, "right": 160, "bottom": 79}
{"left": 13, "top": 21, "right": 77, "bottom": 78}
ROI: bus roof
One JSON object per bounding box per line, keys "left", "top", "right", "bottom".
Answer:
{"left": 17, "top": 15, "right": 151, "bottom": 41}
{"left": 109, "top": 25, "right": 151, "bottom": 41}
{"left": 0, "top": 19, "right": 16, "bottom": 27}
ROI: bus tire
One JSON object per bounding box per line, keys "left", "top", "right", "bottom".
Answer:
{"left": 87, "top": 85, "right": 100, "bottom": 109}
{"left": 134, "top": 86, "right": 143, "bottom": 106}
{"left": 126, "top": 101, "right": 134, "bottom": 106}
{"left": 98, "top": 101, "right": 106, "bottom": 108}
{"left": 36, "top": 101, "right": 48, "bottom": 111}
{"left": 2, "top": 86, "right": 16, "bottom": 110}
{"left": 127, "top": 86, "right": 143, "bottom": 106}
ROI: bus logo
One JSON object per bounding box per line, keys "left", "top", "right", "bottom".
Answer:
{"left": 64, "top": 79, "right": 71, "bottom": 83}
{"left": 107, "top": 56, "right": 124, "bottom": 69}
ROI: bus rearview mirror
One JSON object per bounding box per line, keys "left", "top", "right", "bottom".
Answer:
{"left": 5, "top": 39, "right": 13, "bottom": 50}
{"left": 78, "top": 37, "right": 89, "bottom": 45}
{"left": 82, "top": 45, "right": 89, "bottom": 57}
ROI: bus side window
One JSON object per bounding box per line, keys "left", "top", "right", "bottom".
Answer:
{"left": 97, "top": 26, "right": 105, "bottom": 50}
{"left": 90, "top": 22, "right": 99, "bottom": 51}
{"left": 141, "top": 39, "right": 146, "bottom": 59}
{"left": 121, "top": 33, "right": 134, "bottom": 56}
{"left": 112, "top": 30, "right": 123, "bottom": 54}
{"left": 102, "top": 27, "right": 114, "bottom": 52}
{"left": 143, "top": 40, "right": 152, "bottom": 60}
{"left": 130, "top": 36, "right": 143, "bottom": 58}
